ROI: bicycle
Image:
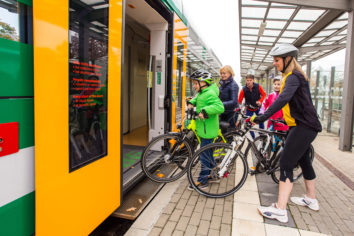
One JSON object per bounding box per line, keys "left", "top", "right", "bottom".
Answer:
{"left": 246, "top": 119, "right": 314, "bottom": 184}
{"left": 140, "top": 109, "right": 237, "bottom": 183}
{"left": 186, "top": 112, "right": 252, "bottom": 198}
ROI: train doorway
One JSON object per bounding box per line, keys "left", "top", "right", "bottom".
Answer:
{"left": 121, "top": 0, "right": 170, "bottom": 191}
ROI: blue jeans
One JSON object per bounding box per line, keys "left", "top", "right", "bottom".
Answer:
{"left": 198, "top": 138, "right": 215, "bottom": 184}
{"left": 246, "top": 109, "right": 264, "bottom": 139}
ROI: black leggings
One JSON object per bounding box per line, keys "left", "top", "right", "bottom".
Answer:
{"left": 280, "top": 125, "right": 317, "bottom": 182}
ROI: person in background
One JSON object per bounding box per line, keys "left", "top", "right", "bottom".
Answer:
{"left": 252, "top": 43, "right": 322, "bottom": 223}
{"left": 219, "top": 65, "right": 239, "bottom": 128}
{"left": 238, "top": 74, "right": 266, "bottom": 138}
{"left": 260, "top": 76, "right": 289, "bottom": 131}
{"left": 186, "top": 69, "right": 224, "bottom": 190}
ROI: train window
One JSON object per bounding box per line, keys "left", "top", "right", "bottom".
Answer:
{"left": 68, "top": 0, "right": 109, "bottom": 172}
{"left": 0, "top": 1, "right": 32, "bottom": 44}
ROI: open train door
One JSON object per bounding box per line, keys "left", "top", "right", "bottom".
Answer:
{"left": 33, "top": 0, "right": 123, "bottom": 235}
{"left": 171, "top": 13, "right": 188, "bottom": 131}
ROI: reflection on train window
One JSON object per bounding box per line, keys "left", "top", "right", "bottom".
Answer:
{"left": 68, "top": 0, "right": 109, "bottom": 172}
{"left": 0, "top": 0, "right": 32, "bottom": 43}
{"left": 175, "top": 41, "right": 184, "bottom": 123}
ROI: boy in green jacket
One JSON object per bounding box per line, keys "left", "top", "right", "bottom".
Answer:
{"left": 186, "top": 70, "right": 224, "bottom": 189}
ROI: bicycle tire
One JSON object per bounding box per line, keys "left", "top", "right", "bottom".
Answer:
{"left": 141, "top": 133, "right": 193, "bottom": 183}
{"left": 271, "top": 144, "right": 315, "bottom": 184}
{"left": 244, "top": 135, "right": 271, "bottom": 173}
{"left": 187, "top": 142, "right": 248, "bottom": 198}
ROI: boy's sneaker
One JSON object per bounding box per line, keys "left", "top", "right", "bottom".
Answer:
{"left": 208, "top": 177, "right": 220, "bottom": 183}
{"left": 290, "top": 195, "right": 319, "bottom": 211}
{"left": 187, "top": 182, "right": 208, "bottom": 190}
{"left": 258, "top": 203, "right": 288, "bottom": 223}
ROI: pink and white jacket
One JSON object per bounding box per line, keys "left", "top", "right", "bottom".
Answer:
{"left": 260, "top": 91, "right": 289, "bottom": 131}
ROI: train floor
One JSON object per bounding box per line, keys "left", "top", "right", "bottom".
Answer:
{"left": 123, "top": 125, "right": 148, "bottom": 147}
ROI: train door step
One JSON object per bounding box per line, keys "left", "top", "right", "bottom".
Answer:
{"left": 112, "top": 177, "right": 164, "bottom": 220}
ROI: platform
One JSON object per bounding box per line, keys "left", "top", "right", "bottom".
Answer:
{"left": 125, "top": 131, "right": 354, "bottom": 236}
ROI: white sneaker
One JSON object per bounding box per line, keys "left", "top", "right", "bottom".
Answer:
{"left": 258, "top": 203, "right": 288, "bottom": 223}
{"left": 290, "top": 195, "right": 320, "bottom": 211}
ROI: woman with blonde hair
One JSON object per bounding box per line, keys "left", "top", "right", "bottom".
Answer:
{"left": 219, "top": 65, "right": 239, "bottom": 128}
{"left": 252, "top": 44, "right": 322, "bottom": 223}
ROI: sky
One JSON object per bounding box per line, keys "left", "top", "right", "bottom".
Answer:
{"left": 181, "top": 0, "right": 241, "bottom": 81}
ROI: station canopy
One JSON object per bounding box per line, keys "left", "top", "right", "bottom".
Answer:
{"left": 239, "top": 0, "right": 350, "bottom": 78}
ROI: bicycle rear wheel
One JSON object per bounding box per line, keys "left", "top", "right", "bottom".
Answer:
{"left": 271, "top": 144, "right": 315, "bottom": 184}
{"left": 187, "top": 143, "right": 248, "bottom": 198}
{"left": 141, "top": 133, "right": 193, "bottom": 183}
{"left": 244, "top": 135, "right": 271, "bottom": 173}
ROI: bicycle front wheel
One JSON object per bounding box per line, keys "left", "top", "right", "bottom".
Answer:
{"left": 141, "top": 133, "right": 193, "bottom": 183}
{"left": 187, "top": 143, "right": 248, "bottom": 198}
{"left": 271, "top": 144, "right": 315, "bottom": 184}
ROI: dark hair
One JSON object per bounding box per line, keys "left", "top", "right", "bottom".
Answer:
{"left": 273, "top": 78, "right": 280, "bottom": 83}
{"left": 246, "top": 74, "right": 254, "bottom": 80}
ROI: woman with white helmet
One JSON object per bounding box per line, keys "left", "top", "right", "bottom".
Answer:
{"left": 251, "top": 44, "right": 322, "bottom": 223}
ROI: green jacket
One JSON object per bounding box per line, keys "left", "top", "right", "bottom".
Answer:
{"left": 189, "top": 84, "right": 224, "bottom": 139}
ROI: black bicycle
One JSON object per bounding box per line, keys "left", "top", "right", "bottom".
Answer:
{"left": 245, "top": 119, "right": 315, "bottom": 184}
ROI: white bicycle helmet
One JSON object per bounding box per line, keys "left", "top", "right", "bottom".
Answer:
{"left": 270, "top": 44, "right": 298, "bottom": 57}
{"left": 270, "top": 44, "right": 299, "bottom": 73}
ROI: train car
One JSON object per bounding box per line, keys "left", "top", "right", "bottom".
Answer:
{"left": 0, "top": 0, "right": 221, "bottom": 235}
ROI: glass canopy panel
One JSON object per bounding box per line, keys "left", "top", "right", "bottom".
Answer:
{"left": 265, "top": 20, "right": 287, "bottom": 29}
{"left": 241, "top": 46, "right": 254, "bottom": 50}
{"left": 282, "top": 30, "right": 303, "bottom": 38}
{"left": 259, "top": 36, "right": 276, "bottom": 42}
{"left": 242, "top": 28, "right": 259, "bottom": 35}
{"left": 338, "top": 12, "right": 348, "bottom": 20}
{"left": 338, "top": 29, "right": 347, "bottom": 35}
{"left": 302, "top": 43, "right": 316, "bottom": 47}
{"left": 258, "top": 41, "right": 273, "bottom": 45}
{"left": 242, "top": 7, "right": 267, "bottom": 18}
{"left": 287, "top": 22, "right": 313, "bottom": 30}
{"left": 307, "top": 37, "right": 325, "bottom": 43}
{"left": 263, "top": 29, "right": 281, "bottom": 36}
{"left": 267, "top": 8, "right": 294, "bottom": 20}
{"left": 242, "top": 35, "right": 258, "bottom": 41}
{"left": 242, "top": 40, "right": 257, "bottom": 44}
{"left": 255, "top": 50, "right": 267, "bottom": 54}
{"left": 328, "top": 35, "right": 346, "bottom": 41}
{"left": 324, "top": 21, "right": 347, "bottom": 30}
{"left": 277, "top": 38, "right": 295, "bottom": 43}
{"left": 294, "top": 9, "right": 324, "bottom": 21}
{"left": 242, "top": 0, "right": 268, "bottom": 6}
{"left": 271, "top": 3, "right": 295, "bottom": 7}
{"left": 315, "top": 30, "right": 336, "bottom": 37}
{"left": 319, "top": 41, "right": 333, "bottom": 46}
{"left": 242, "top": 19, "right": 263, "bottom": 27}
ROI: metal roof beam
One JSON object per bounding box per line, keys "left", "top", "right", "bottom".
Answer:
{"left": 299, "top": 44, "right": 347, "bottom": 53}
{"left": 261, "top": 0, "right": 351, "bottom": 11}
{"left": 293, "top": 9, "right": 345, "bottom": 47}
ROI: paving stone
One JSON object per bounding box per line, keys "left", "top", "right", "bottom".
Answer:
{"left": 180, "top": 189, "right": 192, "bottom": 200}
{"left": 149, "top": 227, "right": 162, "bottom": 236}
{"left": 220, "top": 223, "right": 231, "bottom": 236}
{"left": 221, "top": 210, "right": 232, "bottom": 225}
{"left": 187, "top": 195, "right": 198, "bottom": 206}
{"left": 343, "top": 219, "right": 354, "bottom": 232}
{"left": 223, "top": 200, "right": 233, "bottom": 212}
{"left": 215, "top": 198, "right": 224, "bottom": 205}
{"left": 307, "top": 225, "right": 320, "bottom": 233}
{"left": 160, "top": 221, "right": 177, "bottom": 236}
{"left": 170, "top": 193, "right": 182, "bottom": 203}
{"left": 169, "top": 209, "right": 183, "bottom": 222}
{"left": 175, "top": 198, "right": 188, "bottom": 210}
{"left": 301, "top": 212, "right": 317, "bottom": 226}
{"left": 182, "top": 206, "right": 194, "bottom": 217}
{"left": 194, "top": 200, "right": 206, "bottom": 213}
{"left": 210, "top": 215, "right": 222, "bottom": 230}
{"left": 185, "top": 224, "right": 198, "bottom": 236}
{"left": 201, "top": 208, "right": 213, "bottom": 221}
{"left": 189, "top": 212, "right": 202, "bottom": 226}
{"left": 293, "top": 216, "right": 307, "bottom": 230}
{"left": 213, "top": 204, "right": 223, "bottom": 217}
{"left": 155, "top": 214, "right": 170, "bottom": 228}
{"left": 175, "top": 216, "right": 190, "bottom": 232}
{"left": 207, "top": 229, "right": 220, "bottom": 236}
{"left": 205, "top": 197, "right": 216, "bottom": 208}
{"left": 316, "top": 223, "right": 332, "bottom": 235}
{"left": 196, "top": 220, "right": 210, "bottom": 235}
{"left": 163, "top": 202, "right": 176, "bottom": 215}
{"left": 175, "top": 185, "right": 186, "bottom": 194}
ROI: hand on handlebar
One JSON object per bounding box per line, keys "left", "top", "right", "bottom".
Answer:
{"left": 187, "top": 104, "right": 194, "bottom": 109}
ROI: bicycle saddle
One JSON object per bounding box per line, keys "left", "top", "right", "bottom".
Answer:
{"left": 219, "top": 121, "right": 230, "bottom": 133}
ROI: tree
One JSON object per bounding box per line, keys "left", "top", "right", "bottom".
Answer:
{"left": 0, "top": 20, "right": 19, "bottom": 41}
